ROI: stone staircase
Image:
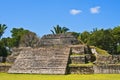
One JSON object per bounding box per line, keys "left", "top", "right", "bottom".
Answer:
{"left": 8, "top": 47, "right": 70, "bottom": 74}
{"left": 69, "top": 45, "right": 94, "bottom": 74}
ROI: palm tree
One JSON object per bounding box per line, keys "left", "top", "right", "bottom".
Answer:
{"left": 0, "top": 24, "right": 7, "bottom": 39}
{"left": 50, "top": 25, "right": 69, "bottom": 34}
{"left": 62, "top": 27, "right": 69, "bottom": 33}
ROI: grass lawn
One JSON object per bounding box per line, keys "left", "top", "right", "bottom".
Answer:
{"left": 0, "top": 73, "right": 120, "bottom": 80}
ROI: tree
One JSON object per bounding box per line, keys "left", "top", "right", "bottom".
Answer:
{"left": 0, "top": 24, "right": 7, "bottom": 39}
{"left": 80, "top": 31, "right": 90, "bottom": 44}
{"left": 62, "top": 27, "right": 69, "bottom": 33}
{"left": 1, "top": 37, "right": 14, "bottom": 48}
{"left": 0, "top": 46, "right": 7, "bottom": 57}
{"left": 50, "top": 25, "right": 69, "bottom": 34}
{"left": 0, "top": 24, "right": 8, "bottom": 62}
{"left": 87, "top": 29, "right": 116, "bottom": 54}
{"left": 10, "top": 28, "right": 29, "bottom": 47}
{"left": 20, "top": 31, "right": 40, "bottom": 47}
{"left": 10, "top": 28, "right": 40, "bottom": 47}
{"left": 100, "top": 29, "right": 115, "bottom": 54}
{"left": 112, "top": 26, "right": 120, "bottom": 54}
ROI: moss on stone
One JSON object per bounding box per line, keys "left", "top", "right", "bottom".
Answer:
{"left": 91, "top": 46, "right": 110, "bottom": 56}
{"left": 0, "top": 63, "right": 12, "bottom": 66}
{"left": 70, "top": 54, "right": 85, "bottom": 57}
{"left": 69, "top": 63, "right": 93, "bottom": 67}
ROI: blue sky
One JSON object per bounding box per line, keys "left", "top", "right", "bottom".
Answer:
{"left": 0, "top": 0, "right": 120, "bottom": 37}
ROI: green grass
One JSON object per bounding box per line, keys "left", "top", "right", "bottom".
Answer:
{"left": 96, "top": 47, "right": 110, "bottom": 56}
{"left": 91, "top": 46, "right": 110, "bottom": 56}
{"left": 1, "top": 73, "right": 120, "bottom": 80}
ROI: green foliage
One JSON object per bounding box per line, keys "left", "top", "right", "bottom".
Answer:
{"left": 89, "top": 29, "right": 116, "bottom": 54}
{"left": 1, "top": 37, "right": 14, "bottom": 48}
{"left": 0, "top": 24, "right": 8, "bottom": 58}
{"left": 10, "top": 28, "right": 29, "bottom": 47}
{"left": 11, "top": 28, "right": 29, "bottom": 38}
{"left": 0, "top": 46, "right": 8, "bottom": 57}
{"left": 112, "top": 26, "right": 120, "bottom": 54}
{"left": 50, "top": 25, "right": 69, "bottom": 34}
{"left": 80, "top": 31, "right": 90, "bottom": 44}
{"left": 79, "top": 27, "right": 120, "bottom": 54}
{"left": 10, "top": 28, "right": 40, "bottom": 47}
{"left": 0, "top": 24, "right": 7, "bottom": 39}
{"left": 112, "top": 26, "right": 120, "bottom": 42}
{"left": 117, "top": 45, "right": 120, "bottom": 54}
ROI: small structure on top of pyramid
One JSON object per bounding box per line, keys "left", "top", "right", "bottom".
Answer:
{"left": 40, "top": 33, "right": 80, "bottom": 47}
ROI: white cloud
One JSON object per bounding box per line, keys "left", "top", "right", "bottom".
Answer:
{"left": 70, "top": 9, "right": 82, "bottom": 15}
{"left": 90, "top": 6, "right": 101, "bottom": 14}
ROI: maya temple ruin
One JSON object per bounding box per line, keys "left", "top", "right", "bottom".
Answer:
{"left": 1, "top": 33, "right": 120, "bottom": 74}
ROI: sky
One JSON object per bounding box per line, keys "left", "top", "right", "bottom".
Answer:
{"left": 0, "top": 0, "right": 120, "bottom": 37}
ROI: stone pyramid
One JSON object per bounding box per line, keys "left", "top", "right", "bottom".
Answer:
{"left": 8, "top": 47, "right": 70, "bottom": 74}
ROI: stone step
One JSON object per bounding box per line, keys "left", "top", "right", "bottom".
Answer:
{"left": 15, "top": 54, "right": 69, "bottom": 61}
{"left": 9, "top": 68, "right": 67, "bottom": 74}
{"left": 8, "top": 47, "right": 70, "bottom": 74}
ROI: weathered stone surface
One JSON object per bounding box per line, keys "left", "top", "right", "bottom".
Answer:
{"left": 69, "top": 45, "right": 94, "bottom": 64}
{"left": 96, "top": 55, "right": 120, "bottom": 65}
{"left": 69, "top": 66, "right": 94, "bottom": 74}
{"left": 7, "top": 45, "right": 120, "bottom": 74}
{"left": 70, "top": 45, "right": 85, "bottom": 55}
{"left": 94, "top": 65, "right": 120, "bottom": 74}
{"left": 70, "top": 55, "right": 85, "bottom": 64}
{"left": 6, "top": 47, "right": 23, "bottom": 63}
{"left": 40, "top": 34, "right": 80, "bottom": 46}
{"left": 93, "top": 55, "right": 120, "bottom": 74}
{"left": 8, "top": 47, "right": 70, "bottom": 74}
{"left": 0, "top": 65, "right": 11, "bottom": 72}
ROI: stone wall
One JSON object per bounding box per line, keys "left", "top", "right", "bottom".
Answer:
{"left": 69, "top": 45, "right": 120, "bottom": 74}
{"left": 6, "top": 47, "right": 23, "bottom": 63}
{"left": 0, "top": 65, "right": 11, "bottom": 72}
{"left": 94, "top": 55, "right": 120, "bottom": 74}
{"left": 69, "top": 66, "right": 94, "bottom": 74}
{"left": 96, "top": 55, "right": 120, "bottom": 64}
{"left": 94, "top": 65, "right": 120, "bottom": 74}
{"left": 8, "top": 47, "right": 70, "bottom": 74}
{"left": 68, "top": 45, "right": 94, "bottom": 74}
{"left": 70, "top": 55, "right": 85, "bottom": 64}
{"left": 69, "top": 45, "right": 86, "bottom": 64}
{"left": 40, "top": 34, "right": 79, "bottom": 46}
{"left": 70, "top": 45, "right": 85, "bottom": 55}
